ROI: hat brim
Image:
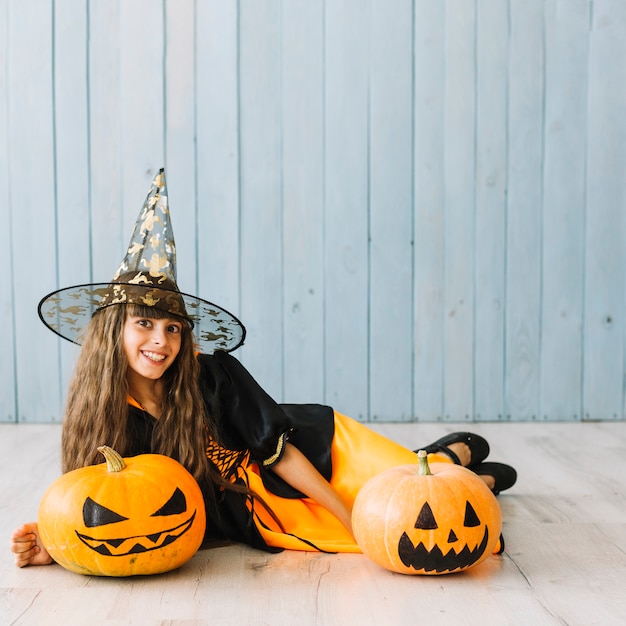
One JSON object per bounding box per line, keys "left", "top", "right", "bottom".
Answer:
{"left": 38, "top": 282, "right": 246, "bottom": 354}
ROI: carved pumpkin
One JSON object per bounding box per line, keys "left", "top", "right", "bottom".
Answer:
{"left": 352, "top": 451, "right": 502, "bottom": 575}
{"left": 38, "top": 446, "right": 206, "bottom": 577}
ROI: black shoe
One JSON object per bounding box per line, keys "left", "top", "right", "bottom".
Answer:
{"left": 415, "top": 432, "right": 490, "bottom": 468}
{"left": 473, "top": 462, "right": 517, "bottom": 495}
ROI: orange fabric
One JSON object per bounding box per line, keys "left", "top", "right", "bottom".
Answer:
{"left": 127, "top": 396, "right": 142, "bottom": 410}
{"left": 127, "top": 394, "right": 453, "bottom": 553}
{"left": 240, "top": 411, "right": 453, "bottom": 553}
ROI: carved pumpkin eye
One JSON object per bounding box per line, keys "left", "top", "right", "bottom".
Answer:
{"left": 82, "top": 487, "right": 188, "bottom": 528}
{"left": 151, "top": 487, "right": 187, "bottom": 517}
{"left": 414, "top": 500, "right": 482, "bottom": 532}
{"left": 414, "top": 502, "right": 438, "bottom": 530}
{"left": 83, "top": 497, "right": 129, "bottom": 528}
{"left": 463, "top": 501, "right": 481, "bottom": 527}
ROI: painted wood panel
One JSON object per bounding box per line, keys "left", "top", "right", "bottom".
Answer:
{"left": 238, "top": 0, "right": 284, "bottom": 396}
{"left": 7, "top": 0, "right": 61, "bottom": 422}
{"left": 442, "top": 0, "right": 476, "bottom": 421}
{"left": 474, "top": 0, "right": 509, "bottom": 421}
{"left": 505, "top": 0, "right": 544, "bottom": 421}
{"left": 0, "top": 0, "right": 15, "bottom": 422}
{"left": 164, "top": 0, "right": 197, "bottom": 294}
{"left": 413, "top": 0, "right": 446, "bottom": 421}
{"left": 281, "top": 0, "right": 325, "bottom": 403}
{"left": 369, "top": 0, "right": 414, "bottom": 422}
{"left": 584, "top": 0, "right": 626, "bottom": 421}
{"left": 195, "top": 0, "right": 241, "bottom": 318}
{"left": 53, "top": 0, "right": 91, "bottom": 409}
{"left": 324, "top": 0, "right": 370, "bottom": 420}
{"left": 540, "top": 0, "right": 589, "bottom": 421}
{"left": 2, "top": 0, "right": 626, "bottom": 422}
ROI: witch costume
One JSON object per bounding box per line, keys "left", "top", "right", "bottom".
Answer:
{"left": 38, "top": 169, "right": 504, "bottom": 554}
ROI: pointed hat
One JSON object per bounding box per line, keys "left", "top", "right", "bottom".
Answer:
{"left": 38, "top": 168, "right": 245, "bottom": 353}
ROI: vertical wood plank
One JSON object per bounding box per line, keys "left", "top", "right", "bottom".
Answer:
{"left": 164, "top": 0, "right": 198, "bottom": 293}
{"left": 413, "top": 0, "right": 445, "bottom": 421}
{"left": 369, "top": 0, "right": 413, "bottom": 421}
{"left": 442, "top": 0, "right": 476, "bottom": 421}
{"left": 474, "top": 0, "right": 508, "bottom": 421}
{"left": 324, "top": 0, "right": 370, "bottom": 420}
{"left": 0, "top": 0, "right": 16, "bottom": 422}
{"left": 505, "top": 0, "right": 544, "bottom": 420}
{"left": 238, "top": 0, "right": 284, "bottom": 397}
{"left": 195, "top": 1, "right": 241, "bottom": 319}
{"left": 88, "top": 0, "right": 124, "bottom": 278}
{"left": 118, "top": 1, "right": 165, "bottom": 225}
{"left": 54, "top": 0, "right": 90, "bottom": 412}
{"left": 540, "top": 0, "right": 589, "bottom": 421}
{"left": 281, "top": 0, "right": 325, "bottom": 402}
{"left": 90, "top": 2, "right": 166, "bottom": 279}
{"left": 584, "top": 0, "right": 626, "bottom": 420}
{"left": 7, "top": 0, "right": 61, "bottom": 421}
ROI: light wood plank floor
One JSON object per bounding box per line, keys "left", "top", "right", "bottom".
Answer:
{"left": 2, "top": 421, "right": 625, "bottom": 626}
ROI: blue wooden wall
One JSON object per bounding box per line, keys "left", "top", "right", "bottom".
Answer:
{"left": 2, "top": 0, "right": 625, "bottom": 423}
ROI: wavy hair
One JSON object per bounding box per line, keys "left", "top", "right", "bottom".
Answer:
{"left": 61, "top": 303, "right": 284, "bottom": 531}
{"left": 61, "top": 303, "right": 213, "bottom": 483}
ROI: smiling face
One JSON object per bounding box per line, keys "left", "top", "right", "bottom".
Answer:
{"left": 123, "top": 314, "right": 183, "bottom": 383}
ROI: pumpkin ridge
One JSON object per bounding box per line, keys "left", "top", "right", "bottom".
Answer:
{"left": 382, "top": 474, "right": 417, "bottom": 567}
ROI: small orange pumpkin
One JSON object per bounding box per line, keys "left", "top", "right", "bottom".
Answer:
{"left": 38, "top": 446, "right": 206, "bottom": 577}
{"left": 352, "top": 451, "right": 502, "bottom": 575}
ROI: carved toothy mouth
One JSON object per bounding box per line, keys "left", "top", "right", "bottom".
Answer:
{"left": 398, "top": 525, "right": 489, "bottom": 573}
{"left": 75, "top": 510, "right": 197, "bottom": 556}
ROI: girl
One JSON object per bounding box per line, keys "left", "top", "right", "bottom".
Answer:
{"left": 11, "top": 170, "right": 516, "bottom": 567}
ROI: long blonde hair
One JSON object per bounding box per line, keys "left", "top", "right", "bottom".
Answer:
{"left": 61, "top": 303, "right": 214, "bottom": 483}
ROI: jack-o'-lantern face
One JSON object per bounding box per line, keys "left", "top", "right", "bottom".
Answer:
{"left": 352, "top": 457, "right": 503, "bottom": 575}
{"left": 397, "top": 498, "right": 490, "bottom": 573}
{"left": 76, "top": 486, "right": 198, "bottom": 557}
{"left": 38, "top": 447, "right": 206, "bottom": 577}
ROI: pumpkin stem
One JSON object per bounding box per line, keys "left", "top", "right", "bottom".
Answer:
{"left": 97, "top": 445, "right": 126, "bottom": 473}
{"left": 417, "top": 450, "right": 433, "bottom": 476}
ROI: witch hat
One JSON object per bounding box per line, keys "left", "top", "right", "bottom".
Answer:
{"left": 38, "top": 168, "right": 245, "bottom": 353}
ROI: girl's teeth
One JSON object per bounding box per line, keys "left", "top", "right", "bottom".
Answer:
{"left": 144, "top": 351, "right": 166, "bottom": 362}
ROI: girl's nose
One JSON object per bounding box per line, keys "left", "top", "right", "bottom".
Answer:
{"left": 151, "top": 327, "right": 166, "bottom": 345}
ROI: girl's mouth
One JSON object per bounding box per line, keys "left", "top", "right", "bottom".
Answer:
{"left": 142, "top": 351, "right": 167, "bottom": 363}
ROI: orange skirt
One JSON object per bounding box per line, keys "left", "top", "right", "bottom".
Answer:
{"left": 239, "top": 411, "right": 452, "bottom": 553}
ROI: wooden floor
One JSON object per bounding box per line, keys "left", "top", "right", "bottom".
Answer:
{"left": 2, "top": 420, "right": 625, "bottom": 626}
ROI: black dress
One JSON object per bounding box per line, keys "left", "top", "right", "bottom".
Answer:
{"left": 126, "top": 350, "right": 420, "bottom": 553}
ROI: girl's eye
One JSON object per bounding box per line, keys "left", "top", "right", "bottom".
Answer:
{"left": 167, "top": 324, "right": 182, "bottom": 334}
{"left": 137, "top": 319, "right": 152, "bottom": 328}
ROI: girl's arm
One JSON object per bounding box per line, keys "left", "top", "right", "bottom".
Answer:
{"left": 10, "top": 523, "right": 54, "bottom": 567}
{"left": 270, "top": 442, "right": 353, "bottom": 535}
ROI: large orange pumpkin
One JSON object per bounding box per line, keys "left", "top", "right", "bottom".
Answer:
{"left": 38, "top": 446, "right": 206, "bottom": 577}
{"left": 352, "top": 451, "right": 502, "bottom": 575}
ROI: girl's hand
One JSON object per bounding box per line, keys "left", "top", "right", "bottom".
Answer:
{"left": 10, "top": 523, "right": 53, "bottom": 567}
{"left": 272, "top": 443, "right": 354, "bottom": 536}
